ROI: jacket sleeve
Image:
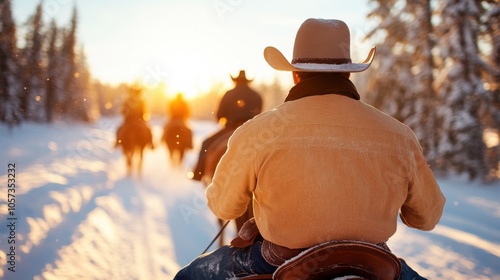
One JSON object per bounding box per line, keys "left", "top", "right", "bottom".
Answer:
{"left": 206, "top": 125, "right": 256, "bottom": 221}
{"left": 400, "top": 129, "right": 446, "bottom": 230}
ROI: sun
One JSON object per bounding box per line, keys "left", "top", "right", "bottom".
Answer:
{"left": 162, "top": 53, "right": 213, "bottom": 100}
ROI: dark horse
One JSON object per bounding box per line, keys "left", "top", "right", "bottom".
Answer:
{"left": 116, "top": 120, "right": 154, "bottom": 176}
{"left": 203, "top": 128, "right": 254, "bottom": 247}
{"left": 162, "top": 119, "right": 193, "bottom": 167}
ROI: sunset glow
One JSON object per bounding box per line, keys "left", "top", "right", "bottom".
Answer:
{"left": 160, "top": 54, "right": 213, "bottom": 100}
{"left": 12, "top": 0, "right": 371, "bottom": 88}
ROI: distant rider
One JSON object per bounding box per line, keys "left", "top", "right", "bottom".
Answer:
{"left": 190, "top": 70, "right": 262, "bottom": 181}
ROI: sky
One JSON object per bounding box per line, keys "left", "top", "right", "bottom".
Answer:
{"left": 12, "top": 0, "right": 374, "bottom": 98}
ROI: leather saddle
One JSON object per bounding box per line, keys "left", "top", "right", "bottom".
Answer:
{"left": 240, "top": 240, "right": 402, "bottom": 280}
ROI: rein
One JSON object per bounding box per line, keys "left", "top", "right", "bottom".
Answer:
{"left": 202, "top": 220, "right": 231, "bottom": 254}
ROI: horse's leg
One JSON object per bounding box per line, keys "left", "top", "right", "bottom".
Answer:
{"left": 168, "top": 148, "right": 173, "bottom": 166}
{"left": 138, "top": 148, "right": 144, "bottom": 178}
{"left": 172, "top": 149, "right": 181, "bottom": 168}
{"left": 171, "top": 149, "right": 177, "bottom": 166}
{"left": 125, "top": 150, "right": 133, "bottom": 177}
{"left": 176, "top": 148, "right": 184, "bottom": 168}
{"left": 179, "top": 149, "right": 185, "bottom": 166}
{"left": 168, "top": 147, "right": 175, "bottom": 164}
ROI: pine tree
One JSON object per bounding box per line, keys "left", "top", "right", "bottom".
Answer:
{"left": 480, "top": 1, "right": 500, "bottom": 180}
{"left": 434, "top": 0, "right": 488, "bottom": 179}
{"left": 60, "top": 6, "right": 80, "bottom": 120}
{"left": 0, "top": 0, "right": 21, "bottom": 126}
{"left": 403, "top": 0, "right": 440, "bottom": 168}
{"left": 364, "top": 0, "right": 438, "bottom": 166}
{"left": 20, "top": 1, "right": 45, "bottom": 121}
{"left": 74, "top": 47, "right": 99, "bottom": 122}
{"left": 365, "top": 0, "right": 409, "bottom": 120}
{"left": 45, "top": 19, "right": 63, "bottom": 122}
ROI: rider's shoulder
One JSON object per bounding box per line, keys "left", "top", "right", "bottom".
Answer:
{"left": 230, "top": 105, "right": 296, "bottom": 140}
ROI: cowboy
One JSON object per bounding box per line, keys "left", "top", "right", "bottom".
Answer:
{"left": 174, "top": 19, "right": 445, "bottom": 279}
{"left": 120, "top": 85, "right": 146, "bottom": 123}
{"left": 168, "top": 92, "right": 190, "bottom": 121}
{"left": 116, "top": 85, "right": 147, "bottom": 148}
{"left": 190, "top": 70, "right": 262, "bottom": 181}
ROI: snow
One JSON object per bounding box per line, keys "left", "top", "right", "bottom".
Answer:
{"left": 292, "top": 62, "right": 370, "bottom": 72}
{"left": 1, "top": 117, "right": 499, "bottom": 280}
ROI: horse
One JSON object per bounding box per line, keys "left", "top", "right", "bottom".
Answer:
{"left": 162, "top": 119, "right": 193, "bottom": 167}
{"left": 115, "top": 120, "right": 154, "bottom": 177}
{"left": 203, "top": 127, "right": 254, "bottom": 247}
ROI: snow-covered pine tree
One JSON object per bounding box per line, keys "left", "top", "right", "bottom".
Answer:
{"left": 0, "top": 0, "right": 22, "bottom": 126}
{"left": 45, "top": 19, "right": 63, "bottom": 122}
{"left": 480, "top": 1, "right": 500, "bottom": 180}
{"left": 20, "top": 2, "right": 45, "bottom": 121}
{"left": 364, "top": 0, "right": 438, "bottom": 167}
{"left": 60, "top": 6, "right": 82, "bottom": 120}
{"left": 402, "top": 0, "right": 440, "bottom": 168}
{"left": 364, "top": 0, "right": 413, "bottom": 119}
{"left": 434, "top": 0, "right": 489, "bottom": 180}
{"left": 74, "top": 47, "right": 99, "bottom": 122}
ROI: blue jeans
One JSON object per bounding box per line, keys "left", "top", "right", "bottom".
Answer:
{"left": 174, "top": 241, "right": 276, "bottom": 279}
{"left": 174, "top": 242, "right": 427, "bottom": 280}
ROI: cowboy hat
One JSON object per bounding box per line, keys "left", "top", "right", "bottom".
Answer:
{"left": 264, "top": 18, "right": 376, "bottom": 72}
{"left": 231, "top": 70, "right": 253, "bottom": 83}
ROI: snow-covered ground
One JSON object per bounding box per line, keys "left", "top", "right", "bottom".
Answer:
{"left": 0, "top": 117, "right": 499, "bottom": 280}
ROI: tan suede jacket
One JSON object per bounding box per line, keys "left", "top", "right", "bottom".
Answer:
{"left": 206, "top": 94, "right": 446, "bottom": 249}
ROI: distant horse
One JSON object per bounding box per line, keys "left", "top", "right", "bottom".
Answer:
{"left": 116, "top": 120, "right": 154, "bottom": 176}
{"left": 203, "top": 128, "right": 254, "bottom": 247}
{"left": 162, "top": 119, "right": 193, "bottom": 167}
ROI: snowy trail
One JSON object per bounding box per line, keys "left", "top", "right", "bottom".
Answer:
{"left": 0, "top": 118, "right": 227, "bottom": 280}
{"left": 1, "top": 117, "right": 499, "bottom": 280}
{"left": 388, "top": 176, "right": 500, "bottom": 280}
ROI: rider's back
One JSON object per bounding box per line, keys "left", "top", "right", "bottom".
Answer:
{"left": 207, "top": 94, "right": 445, "bottom": 249}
